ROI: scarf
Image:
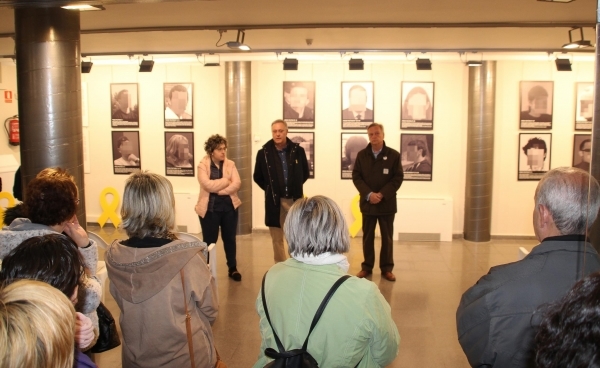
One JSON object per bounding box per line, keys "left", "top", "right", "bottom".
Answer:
{"left": 291, "top": 252, "right": 350, "bottom": 273}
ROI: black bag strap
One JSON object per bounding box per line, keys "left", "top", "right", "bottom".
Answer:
{"left": 261, "top": 272, "right": 351, "bottom": 353}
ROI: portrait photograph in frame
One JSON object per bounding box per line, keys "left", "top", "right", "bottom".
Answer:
{"left": 518, "top": 133, "right": 552, "bottom": 181}
{"left": 165, "top": 131, "right": 195, "bottom": 177}
{"left": 401, "top": 82, "right": 434, "bottom": 130}
{"left": 110, "top": 83, "right": 139, "bottom": 128}
{"left": 401, "top": 133, "right": 433, "bottom": 181}
{"left": 575, "top": 82, "right": 593, "bottom": 131}
{"left": 289, "top": 131, "right": 315, "bottom": 178}
{"left": 519, "top": 81, "right": 553, "bottom": 129}
{"left": 341, "top": 133, "right": 369, "bottom": 179}
{"left": 283, "top": 81, "right": 315, "bottom": 129}
{"left": 112, "top": 131, "right": 141, "bottom": 175}
{"left": 341, "top": 82, "right": 374, "bottom": 129}
{"left": 164, "top": 83, "right": 193, "bottom": 128}
{"left": 572, "top": 134, "right": 591, "bottom": 172}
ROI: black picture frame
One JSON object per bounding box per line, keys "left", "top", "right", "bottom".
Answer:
{"left": 289, "top": 131, "right": 315, "bottom": 178}
{"left": 575, "top": 82, "right": 593, "bottom": 131}
{"left": 400, "top": 133, "right": 434, "bottom": 181}
{"left": 283, "top": 81, "right": 315, "bottom": 129}
{"left": 164, "top": 83, "right": 193, "bottom": 128}
{"left": 341, "top": 82, "right": 374, "bottom": 129}
{"left": 341, "top": 133, "right": 369, "bottom": 179}
{"left": 112, "top": 131, "right": 141, "bottom": 175}
{"left": 572, "top": 134, "right": 592, "bottom": 172}
{"left": 401, "top": 82, "right": 434, "bottom": 130}
{"left": 165, "top": 131, "right": 195, "bottom": 177}
{"left": 519, "top": 81, "right": 553, "bottom": 129}
{"left": 518, "top": 133, "right": 552, "bottom": 180}
{"left": 110, "top": 83, "right": 139, "bottom": 128}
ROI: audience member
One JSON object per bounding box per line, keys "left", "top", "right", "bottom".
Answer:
{"left": 105, "top": 172, "right": 220, "bottom": 367}
{"left": 255, "top": 195, "right": 400, "bottom": 367}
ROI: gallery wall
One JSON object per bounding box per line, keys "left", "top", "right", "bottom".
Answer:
{"left": 0, "top": 63, "right": 20, "bottom": 193}
{"left": 0, "top": 57, "right": 595, "bottom": 237}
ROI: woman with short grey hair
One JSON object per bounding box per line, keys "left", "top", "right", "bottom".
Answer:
{"left": 254, "top": 195, "right": 400, "bottom": 367}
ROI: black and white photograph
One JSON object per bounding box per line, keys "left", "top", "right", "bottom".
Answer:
{"left": 112, "top": 131, "right": 141, "bottom": 175}
{"left": 289, "top": 132, "right": 315, "bottom": 178}
{"left": 401, "top": 134, "right": 433, "bottom": 181}
{"left": 401, "top": 82, "right": 434, "bottom": 130}
{"left": 519, "top": 81, "right": 553, "bottom": 129}
{"left": 284, "top": 82, "right": 315, "bottom": 129}
{"left": 111, "top": 83, "right": 139, "bottom": 127}
{"left": 164, "top": 83, "right": 193, "bottom": 128}
{"left": 341, "top": 133, "right": 369, "bottom": 179}
{"left": 518, "top": 133, "right": 552, "bottom": 180}
{"left": 575, "top": 82, "right": 594, "bottom": 131}
{"left": 342, "top": 82, "right": 374, "bottom": 129}
{"left": 165, "top": 132, "right": 194, "bottom": 177}
{"left": 572, "top": 134, "right": 592, "bottom": 172}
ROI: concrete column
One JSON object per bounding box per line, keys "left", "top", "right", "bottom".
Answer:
{"left": 587, "top": 20, "right": 600, "bottom": 251}
{"left": 225, "top": 61, "right": 252, "bottom": 235}
{"left": 464, "top": 61, "right": 497, "bottom": 242}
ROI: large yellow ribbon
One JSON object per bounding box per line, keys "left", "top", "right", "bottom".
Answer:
{"left": 0, "top": 192, "right": 16, "bottom": 222}
{"left": 97, "top": 187, "right": 121, "bottom": 228}
{"left": 349, "top": 194, "right": 362, "bottom": 238}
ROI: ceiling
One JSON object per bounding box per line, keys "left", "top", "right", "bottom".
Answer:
{"left": 0, "top": 0, "right": 596, "bottom": 57}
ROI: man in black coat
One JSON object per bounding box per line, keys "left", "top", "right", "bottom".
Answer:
{"left": 253, "top": 119, "right": 309, "bottom": 263}
{"left": 352, "top": 123, "right": 404, "bottom": 281}
{"left": 456, "top": 167, "right": 600, "bottom": 367}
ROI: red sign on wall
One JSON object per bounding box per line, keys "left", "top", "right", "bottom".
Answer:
{"left": 4, "top": 91, "right": 12, "bottom": 103}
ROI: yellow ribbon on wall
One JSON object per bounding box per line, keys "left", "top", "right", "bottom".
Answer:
{"left": 0, "top": 192, "right": 16, "bottom": 222}
{"left": 349, "top": 194, "right": 362, "bottom": 238}
{"left": 97, "top": 187, "right": 121, "bottom": 228}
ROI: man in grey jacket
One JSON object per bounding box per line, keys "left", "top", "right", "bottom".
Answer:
{"left": 456, "top": 167, "right": 600, "bottom": 367}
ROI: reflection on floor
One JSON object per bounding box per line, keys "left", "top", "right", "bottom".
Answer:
{"left": 91, "top": 225, "right": 538, "bottom": 368}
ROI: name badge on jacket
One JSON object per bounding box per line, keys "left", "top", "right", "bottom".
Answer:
{"left": 383, "top": 168, "right": 389, "bottom": 174}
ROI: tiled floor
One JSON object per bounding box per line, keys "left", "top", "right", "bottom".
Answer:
{"left": 91, "top": 225, "right": 538, "bottom": 368}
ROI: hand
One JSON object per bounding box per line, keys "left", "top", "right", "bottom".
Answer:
{"left": 127, "top": 153, "right": 140, "bottom": 164}
{"left": 63, "top": 215, "right": 90, "bottom": 248}
{"left": 75, "top": 312, "right": 95, "bottom": 350}
{"left": 369, "top": 193, "right": 383, "bottom": 204}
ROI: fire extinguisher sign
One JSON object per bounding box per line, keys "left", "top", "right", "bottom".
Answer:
{"left": 4, "top": 91, "right": 12, "bottom": 103}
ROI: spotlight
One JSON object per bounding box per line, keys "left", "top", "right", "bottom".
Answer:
{"left": 226, "top": 30, "right": 251, "bottom": 51}
{"left": 81, "top": 61, "right": 93, "bottom": 73}
{"left": 203, "top": 54, "right": 220, "bottom": 67}
{"left": 466, "top": 61, "right": 482, "bottom": 67}
{"left": 562, "top": 27, "right": 592, "bottom": 49}
{"left": 283, "top": 58, "right": 298, "bottom": 71}
{"left": 416, "top": 58, "right": 432, "bottom": 70}
{"left": 139, "top": 59, "right": 154, "bottom": 72}
{"left": 555, "top": 58, "right": 572, "bottom": 71}
{"left": 349, "top": 58, "right": 364, "bottom": 70}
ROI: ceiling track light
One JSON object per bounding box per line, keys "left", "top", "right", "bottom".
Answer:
{"left": 139, "top": 58, "right": 154, "bottom": 72}
{"left": 349, "top": 58, "right": 364, "bottom": 70}
{"left": 416, "top": 58, "right": 432, "bottom": 70}
{"left": 203, "top": 53, "right": 220, "bottom": 67}
{"left": 81, "top": 60, "right": 93, "bottom": 73}
{"left": 283, "top": 58, "right": 298, "bottom": 70}
{"left": 466, "top": 60, "right": 482, "bottom": 67}
{"left": 226, "top": 30, "right": 251, "bottom": 51}
{"left": 562, "top": 27, "right": 592, "bottom": 49}
{"left": 555, "top": 58, "right": 572, "bottom": 71}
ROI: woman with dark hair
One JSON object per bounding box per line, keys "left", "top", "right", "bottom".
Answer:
{"left": 535, "top": 271, "right": 600, "bottom": 368}
{"left": 195, "top": 134, "right": 242, "bottom": 281}
{"left": 0, "top": 167, "right": 101, "bottom": 350}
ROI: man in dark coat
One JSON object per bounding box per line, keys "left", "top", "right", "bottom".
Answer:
{"left": 253, "top": 119, "right": 309, "bottom": 263}
{"left": 352, "top": 123, "right": 403, "bottom": 281}
{"left": 456, "top": 167, "right": 600, "bottom": 367}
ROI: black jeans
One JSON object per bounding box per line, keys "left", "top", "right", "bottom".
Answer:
{"left": 199, "top": 209, "right": 238, "bottom": 270}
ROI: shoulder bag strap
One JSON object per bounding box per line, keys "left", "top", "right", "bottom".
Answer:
{"left": 261, "top": 272, "right": 287, "bottom": 353}
{"left": 181, "top": 269, "right": 196, "bottom": 368}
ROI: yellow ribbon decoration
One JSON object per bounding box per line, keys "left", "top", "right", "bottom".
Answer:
{"left": 349, "top": 194, "right": 362, "bottom": 238}
{"left": 97, "top": 187, "right": 121, "bottom": 228}
{"left": 0, "top": 192, "right": 16, "bottom": 221}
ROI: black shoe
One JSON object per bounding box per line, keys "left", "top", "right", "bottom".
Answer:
{"left": 228, "top": 269, "right": 242, "bottom": 282}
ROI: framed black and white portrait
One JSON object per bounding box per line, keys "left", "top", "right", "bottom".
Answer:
{"left": 341, "top": 133, "right": 369, "bottom": 179}
{"left": 519, "top": 81, "right": 553, "bottom": 129}
{"left": 573, "top": 134, "right": 591, "bottom": 172}
{"left": 284, "top": 81, "right": 315, "bottom": 129}
{"left": 164, "top": 83, "right": 193, "bottom": 128}
{"left": 289, "top": 132, "right": 315, "bottom": 178}
{"left": 341, "top": 82, "right": 374, "bottom": 129}
{"left": 112, "top": 131, "right": 141, "bottom": 175}
{"left": 575, "top": 82, "right": 594, "bottom": 131}
{"left": 401, "top": 82, "right": 434, "bottom": 130}
{"left": 401, "top": 134, "right": 433, "bottom": 181}
{"left": 111, "top": 83, "right": 139, "bottom": 128}
{"left": 518, "top": 133, "right": 552, "bottom": 180}
{"left": 165, "top": 132, "right": 194, "bottom": 177}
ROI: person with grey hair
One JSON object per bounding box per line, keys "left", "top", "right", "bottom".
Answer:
{"left": 105, "top": 172, "right": 220, "bottom": 368}
{"left": 254, "top": 196, "right": 400, "bottom": 367}
{"left": 456, "top": 167, "right": 600, "bottom": 368}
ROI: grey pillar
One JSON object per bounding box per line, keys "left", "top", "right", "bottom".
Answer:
{"left": 464, "top": 61, "right": 497, "bottom": 242}
{"left": 588, "top": 20, "right": 600, "bottom": 251}
{"left": 15, "top": 7, "right": 86, "bottom": 228}
{"left": 225, "top": 61, "right": 252, "bottom": 235}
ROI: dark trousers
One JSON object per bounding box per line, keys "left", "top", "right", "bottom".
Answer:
{"left": 199, "top": 209, "right": 238, "bottom": 270}
{"left": 361, "top": 214, "right": 395, "bottom": 273}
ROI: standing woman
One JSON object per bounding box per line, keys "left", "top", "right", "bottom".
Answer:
{"left": 195, "top": 134, "right": 242, "bottom": 281}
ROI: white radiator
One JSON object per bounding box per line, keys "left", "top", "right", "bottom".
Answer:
{"left": 394, "top": 197, "right": 453, "bottom": 242}
{"left": 174, "top": 192, "right": 201, "bottom": 234}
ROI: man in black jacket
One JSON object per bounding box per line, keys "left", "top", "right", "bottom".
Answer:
{"left": 456, "top": 167, "right": 600, "bottom": 367}
{"left": 253, "top": 119, "right": 309, "bottom": 263}
{"left": 352, "top": 123, "right": 403, "bottom": 281}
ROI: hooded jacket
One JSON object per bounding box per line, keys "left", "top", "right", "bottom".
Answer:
{"left": 105, "top": 238, "right": 218, "bottom": 368}
{"left": 195, "top": 155, "right": 242, "bottom": 218}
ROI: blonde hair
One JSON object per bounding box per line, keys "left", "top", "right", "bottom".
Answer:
{"left": 0, "top": 280, "right": 75, "bottom": 368}
{"left": 121, "top": 171, "right": 176, "bottom": 238}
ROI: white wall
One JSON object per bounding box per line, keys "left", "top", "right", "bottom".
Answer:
{"left": 0, "top": 63, "right": 20, "bottom": 195}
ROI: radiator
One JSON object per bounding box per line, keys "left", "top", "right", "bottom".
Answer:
{"left": 394, "top": 197, "right": 453, "bottom": 242}
{"left": 174, "top": 192, "right": 201, "bottom": 234}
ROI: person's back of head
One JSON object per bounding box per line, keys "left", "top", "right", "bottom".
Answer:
{"left": 0, "top": 279, "right": 75, "bottom": 368}
{"left": 536, "top": 271, "right": 600, "bottom": 368}
{"left": 1, "top": 203, "right": 25, "bottom": 226}
{"left": 23, "top": 167, "right": 78, "bottom": 226}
